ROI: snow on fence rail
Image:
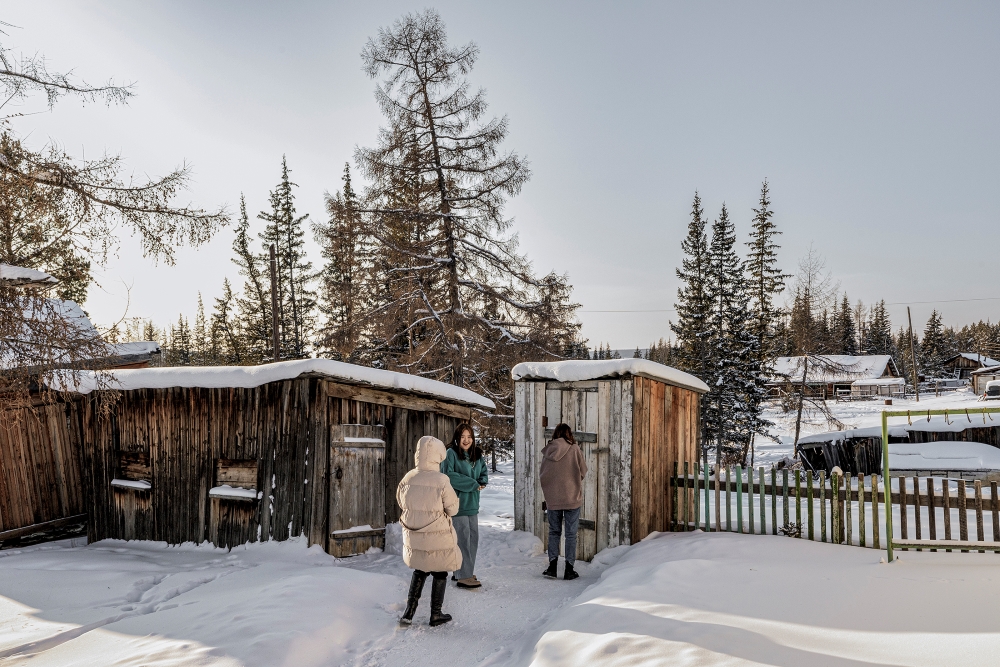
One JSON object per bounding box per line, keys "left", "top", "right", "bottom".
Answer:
{"left": 669, "top": 462, "right": 1000, "bottom": 553}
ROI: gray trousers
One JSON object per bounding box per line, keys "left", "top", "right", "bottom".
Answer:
{"left": 453, "top": 514, "right": 479, "bottom": 580}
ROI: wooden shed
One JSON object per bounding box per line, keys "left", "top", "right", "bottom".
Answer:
{"left": 71, "top": 359, "right": 493, "bottom": 555}
{"left": 512, "top": 359, "right": 708, "bottom": 561}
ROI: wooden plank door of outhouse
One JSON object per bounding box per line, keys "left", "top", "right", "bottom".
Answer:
{"left": 328, "top": 424, "right": 386, "bottom": 558}
{"left": 544, "top": 383, "right": 604, "bottom": 561}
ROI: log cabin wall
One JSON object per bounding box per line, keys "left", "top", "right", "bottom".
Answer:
{"left": 81, "top": 376, "right": 470, "bottom": 550}
{"left": 0, "top": 401, "right": 86, "bottom": 537}
{"left": 628, "top": 376, "right": 700, "bottom": 541}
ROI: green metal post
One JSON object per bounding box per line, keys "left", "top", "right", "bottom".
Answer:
{"left": 759, "top": 467, "right": 766, "bottom": 535}
{"left": 703, "top": 461, "right": 710, "bottom": 531}
{"left": 726, "top": 466, "right": 732, "bottom": 532}
{"left": 882, "top": 411, "right": 893, "bottom": 562}
{"left": 795, "top": 469, "right": 802, "bottom": 535}
{"left": 748, "top": 466, "right": 755, "bottom": 534}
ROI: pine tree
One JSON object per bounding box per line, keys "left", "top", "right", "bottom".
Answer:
{"left": 671, "top": 192, "right": 712, "bottom": 379}
{"left": 259, "top": 156, "right": 316, "bottom": 359}
{"left": 744, "top": 180, "right": 788, "bottom": 362}
{"left": 169, "top": 315, "right": 192, "bottom": 366}
{"left": 212, "top": 278, "right": 244, "bottom": 364}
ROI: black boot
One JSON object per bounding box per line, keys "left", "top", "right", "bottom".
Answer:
{"left": 399, "top": 570, "right": 428, "bottom": 626}
{"left": 563, "top": 561, "right": 579, "bottom": 581}
{"left": 429, "top": 575, "right": 453, "bottom": 627}
{"left": 543, "top": 559, "right": 558, "bottom": 578}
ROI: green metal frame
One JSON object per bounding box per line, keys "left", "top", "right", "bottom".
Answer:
{"left": 881, "top": 406, "right": 1000, "bottom": 561}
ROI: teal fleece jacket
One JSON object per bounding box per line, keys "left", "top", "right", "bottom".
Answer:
{"left": 440, "top": 447, "right": 489, "bottom": 516}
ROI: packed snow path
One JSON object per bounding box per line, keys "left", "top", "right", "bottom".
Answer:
{"left": 0, "top": 463, "right": 625, "bottom": 666}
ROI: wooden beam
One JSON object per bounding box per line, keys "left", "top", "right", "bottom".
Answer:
{"left": 0, "top": 514, "right": 86, "bottom": 541}
{"left": 321, "top": 380, "right": 476, "bottom": 420}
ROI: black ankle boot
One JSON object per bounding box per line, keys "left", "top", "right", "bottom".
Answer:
{"left": 400, "top": 570, "right": 428, "bottom": 625}
{"left": 543, "top": 559, "right": 558, "bottom": 578}
{"left": 429, "top": 576, "right": 452, "bottom": 627}
{"left": 563, "top": 562, "right": 579, "bottom": 580}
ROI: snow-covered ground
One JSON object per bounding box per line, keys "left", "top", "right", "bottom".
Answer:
{"left": 5, "top": 398, "right": 1000, "bottom": 666}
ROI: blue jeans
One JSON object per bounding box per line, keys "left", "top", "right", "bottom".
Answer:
{"left": 547, "top": 507, "right": 581, "bottom": 566}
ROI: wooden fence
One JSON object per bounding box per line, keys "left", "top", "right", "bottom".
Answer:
{"left": 669, "top": 462, "right": 1000, "bottom": 553}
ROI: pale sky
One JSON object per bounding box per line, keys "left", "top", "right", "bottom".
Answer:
{"left": 6, "top": 2, "right": 1000, "bottom": 348}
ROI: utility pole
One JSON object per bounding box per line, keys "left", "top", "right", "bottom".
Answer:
{"left": 269, "top": 243, "right": 281, "bottom": 363}
{"left": 907, "top": 307, "right": 919, "bottom": 402}
{"left": 793, "top": 354, "right": 809, "bottom": 456}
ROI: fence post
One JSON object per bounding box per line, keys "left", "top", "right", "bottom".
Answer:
{"left": 759, "top": 467, "right": 766, "bottom": 536}
{"left": 714, "top": 465, "right": 721, "bottom": 532}
{"left": 943, "top": 480, "right": 952, "bottom": 552}
{"left": 859, "top": 473, "right": 866, "bottom": 548}
{"left": 736, "top": 465, "right": 743, "bottom": 534}
{"left": 975, "top": 480, "right": 984, "bottom": 552}
{"left": 693, "top": 462, "right": 701, "bottom": 531}
{"left": 795, "top": 470, "right": 802, "bottom": 536}
{"left": 771, "top": 468, "right": 778, "bottom": 535}
{"left": 881, "top": 413, "right": 893, "bottom": 561}
{"left": 728, "top": 466, "right": 735, "bottom": 532}
{"left": 807, "top": 472, "right": 814, "bottom": 540}
{"left": 926, "top": 477, "right": 937, "bottom": 551}
{"left": 845, "top": 472, "right": 853, "bottom": 546}
{"left": 671, "top": 461, "right": 678, "bottom": 531}
{"left": 872, "top": 474, "right": 880, "bottom": 549}
{"left": 820, "top": 470, "right": 827, "bottom": 543}
{"left": 782, "top": 469, "right": 790, "bottom": 531}
{"left": 684, "top": 462, "right": 691, "bottom": 531}
{"left": 899, "top": 476, "right": 908, "bottom": 549}
{"left": 831, "top": 472, "right": 840, "bottom": 544}
{"left": 913, "top": 475, "right": 922, "bottom": 548}
{"left": 748, "top": 466, "right": 755, "bottom": 535}
{"left": 959, "top": 481, "right": 969, "bottom": 551}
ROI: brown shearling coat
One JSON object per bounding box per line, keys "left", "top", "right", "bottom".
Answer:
{"left": 539, "top": 438, "right": 588, "bottom": 511}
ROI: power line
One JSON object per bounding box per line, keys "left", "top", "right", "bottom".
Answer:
{"left": 580, "top": 296, "right": 1000, "bottom": 314}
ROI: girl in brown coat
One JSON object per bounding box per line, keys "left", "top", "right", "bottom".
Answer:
{"left": 396, "top": 435, "right": 463, "bottom": 626}
{"left": 539, "top": 423, "right": 588, "bottom": 580}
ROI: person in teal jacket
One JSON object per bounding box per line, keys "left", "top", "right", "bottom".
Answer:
{"left": 440, "top": 423, "right": 488, "bottom": 588}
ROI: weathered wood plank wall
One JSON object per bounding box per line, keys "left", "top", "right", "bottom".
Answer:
{"left": 0, "top": 402, "right": 85, "bottom": 534}
{"left": 629, "top": 377, "right": 699, "bottom": 541}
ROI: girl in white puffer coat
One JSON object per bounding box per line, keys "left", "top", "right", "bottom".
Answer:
{"left": 396, "top": 435, "right": 463, "bottom": 626}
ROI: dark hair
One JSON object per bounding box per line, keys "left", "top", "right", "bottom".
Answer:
{"left": 552, "top": 423, "right": 576, "bottom": 445}
{"left": 449, "top": 423, "right": 482, "bottom": 462}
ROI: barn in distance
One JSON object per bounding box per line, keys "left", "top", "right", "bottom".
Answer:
{"left": 69, "top": 359, "right": 493, "bottom": 556}
{"left": 512, "top": 359, "right": 708, "bottom": 562}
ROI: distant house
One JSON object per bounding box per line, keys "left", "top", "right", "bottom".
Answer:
{"left": 972, "top": 365, "right": 1000, "bottom": 394}
{"left": 769, "top": 355, "right": 900, "bottom": 399}
{"left": 941, "top": 353, "right": 1000, "bottom": 381}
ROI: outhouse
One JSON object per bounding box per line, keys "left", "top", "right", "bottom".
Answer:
{"left": 70, "top": 358, "right": 493, "bottom": 555}
{"left": 512, "top": 359, "right": 708, "bottom": 561}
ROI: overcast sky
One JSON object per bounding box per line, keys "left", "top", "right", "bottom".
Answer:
{"left": 6, "top": 2, "right": 1000, "bottom": 348}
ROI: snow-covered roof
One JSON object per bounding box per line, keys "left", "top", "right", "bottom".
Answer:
{"left": 852, "top": 377, "right": 905, "bottom": 386}
{"left": 947, "top": 352, "right": 1000, "bottom": 367}
{"left": 889, "top": 441, "right": 1000, "bottom": 471}
{"left": 771, "top": 355, "right": 896, "bottom": 383}
{"left": 798, "top": 410, "right": 1000, "bottom": 446}
{"left": 511, "top": 359, "right": 710, "bottom": 394}
{"left": 58, "top": 358, "right": 496, "bottom": 410}
{"left": 0, "top": 263, "right": 58, "bottom": 286}
{"left": 971, "top": 364, "right": 1000, "bottom": 376}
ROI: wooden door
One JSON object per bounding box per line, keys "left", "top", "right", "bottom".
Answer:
{"left": 328, "top": 424, "right": 386, "bottom": 557}
{"left": 542, "top": 382, "right": 604, "bottom": 561}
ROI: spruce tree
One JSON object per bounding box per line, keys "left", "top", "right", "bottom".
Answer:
{"left": 864, "top": 300, "right": 894, "bottom": 356}
{"left": 833, "top": 294, "right": 857, "bottom": 355}
{"left": 744, "top": 180, "right": 788, "bottom": 362}
{"left": 212, "top": 278, "right": 244, "bottom": 364}
{"left": 232, "top": 196, "right": 271, "bottom": 362}
{"left": 921, "top": 310, "right": 949, "bottom": 378}
{"left": 705, "top": 203, "right": 761, "bottom": 465}
{"left": 192, "top": 293, "right": 208, "bottom": 365}
{"left": 259, "top": 156, "right": 315, "bottom": 359}
{"left": 315, "top": 163, "right": 372, "bottom": 362}
{"left": 671, "top": 192, "right": 712, "bottom": 379}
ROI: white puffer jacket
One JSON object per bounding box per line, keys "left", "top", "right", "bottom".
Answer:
{"left": 396, "top": 436, "right": 463, "bottom": 573}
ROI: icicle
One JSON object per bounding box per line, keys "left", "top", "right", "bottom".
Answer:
{"left": 944, "top": 410, "right": 951, "bottom": 425}
{"left": 966, "top": 409, "right": 971, "bottom": 423}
